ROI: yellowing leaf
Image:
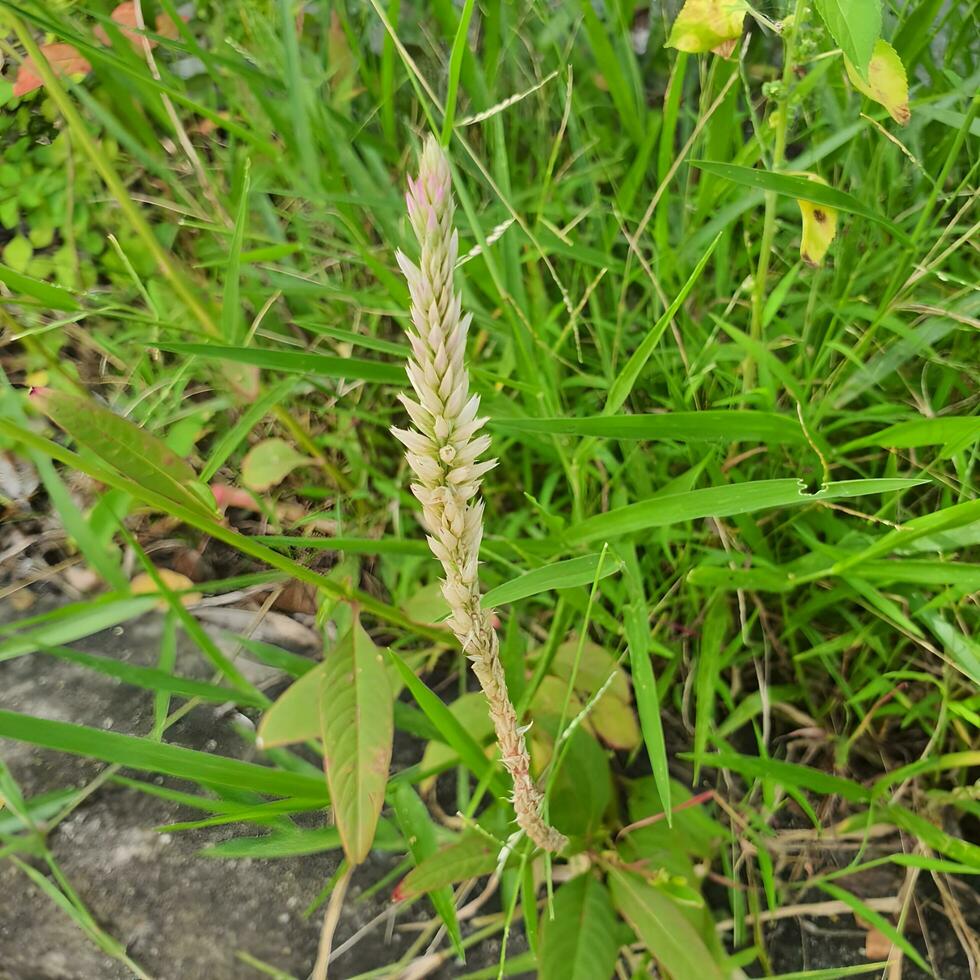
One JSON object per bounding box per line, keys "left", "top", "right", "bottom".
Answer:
{"left": 590, "top": 692, "right": 641, "bottom": 750}
{"left": 320, "top": 622, "right": 394, "bottom": 865}
{"left": 241, "top": 437, "right": 311, "bottom": 492}
{"left": 845, "top": 39, "right": 911, "bottom": 125}
{"left": 130, "top": 569, "right": 202, "bottom": 608}
{"left": 794, "top": 173, "right": 838, "bottom": 267}
{"left": 667, "top": 0, "right": 747, "bottom": 56}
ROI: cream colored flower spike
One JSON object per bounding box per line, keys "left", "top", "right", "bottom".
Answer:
{"left": 393, "top": 136, "right": 567, "bottom": 853}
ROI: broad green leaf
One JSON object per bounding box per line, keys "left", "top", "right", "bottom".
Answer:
{"left": 0, "top": 263, "right": 81, "bottom": 310}
{"left": 845, "top": 39, "right": 910, "bottom": 124}
{"left": 394, "top": 833, "right": 499, "bottom": 901}
{"left": 667, "top": 0, "right": 747, "bottom": 56}
{"left": 550, "top": 638, "right": 630, "bottom": 704}
{"left": 691, "top": 161, "right": 909, "bottom": 242}
{"left": 29, "top": 388, "right": 216, "bottom": 520}
{"left": 608, "top": 869, "right": 725, "bottom": 980}
{"left": 492, "top": 411, "right": 804, "bottom": 444}
{"left": 817, "top": 883, "right": 928, "bottom": 972}
{"left": 843, "top": 416, "right": 980, "bottom": 452}
{"left": 0, "top": 710, "right": 328, "bottom": 800}
{"left": 539, "top": 874, "right": 619, "bottom": 980}
{"left": 795, "top": 174, "right": 838, "bottom": 266}
{"left": 320, "top": 623, "right": 394, "bottom": 865}
{"left": 241, "top": 437, "right": 312, "bottom": 492}
{"left": 482, "top": 553, "right": 622, "bottom": 608}
{"left": 157, "top": 343, "right": 404, "bottom": 385}
{"left": 390, "top": 782, "right": 464, "bottom": 959}
{"left": 548, "top": 727, "right": 612, "bottom": 838}
{"left": 565, "top": 478, "right": 926, "bottom": 545}
{"left": 814, "top": 0, "right": 882, "bottom": 80}
{"left": 257, "top": 662, "right": 327, "bottom": 749}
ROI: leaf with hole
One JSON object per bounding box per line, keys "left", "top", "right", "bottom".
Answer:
{"left": 565, "top": 478, "right": 926, "bottom": 545}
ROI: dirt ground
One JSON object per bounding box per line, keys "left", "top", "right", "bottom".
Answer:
{"left": 0, "top": 605, "right": 528, "bottom": 980}
{"left": 0, "top": 602, "right": 975, "bottom": 979}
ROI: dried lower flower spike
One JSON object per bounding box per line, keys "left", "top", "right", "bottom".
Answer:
{"left": 392, "top": 137, "right": 567, "bottom": 853}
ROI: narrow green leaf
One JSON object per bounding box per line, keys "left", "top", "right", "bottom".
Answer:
{"left": 882, "top": 804, "right": 980, "bottom": 869}
{"left": 817, "top": 883, "right": 928, "bottom": 973}
{"left": 539, "top": 874, "right": 619, "bottom": 980}
{"left": 440, "top": 0, "right": 475, "bottom": 142}
{"left": 604, "top": 234, "right": 721, "bottom": 415}
{"left": 157, "top": 343, "right": 404, "bottom": 384}
{"left": 694, "top": 751, "right": 870, "bottom": 802}
{"left": 391, "top": 782, "right": 464, "bottom": 959}
{"left": 203, "top": 827, "right": 340, "bottom": 859}
{"left": 222, "top": 160, "right": 250, "bottom": 344}
{"left": 0, "top": 711, "right": 328, "bottom": 800}
{"left": 320, "top": 623, "right": 394, "bottom": 864}
{"left": 565, "top": 479, "right": 926, "bottom": 545}
{"left": 691, "top": 161, "right": 908, "bottom": 242}
{"left": 843, "top": 416, "right": 980, "bottom": 452}
{"left": 0, "top": 596, "right": 157, "bottom": 662}
{"left": 36, "top": 646, "right": 267, "bottom": 708}
{"left": 493, "top": 411, "right": 805, "bottom": 444}
{"left": 0, "top": 263, "right": 81, "bottom": 310}
{"left": 482, "top": 554, "right": 622, "bottom": 608}
{"left": 608, "top": 869, "right": 725, "bottom": 980}
{"left": 625, "top": 603, "right": 671, "bottom": 824}
{"left": 388, "top": 650, "right": 509, "bottom": 798}
{"left": 694, "top": 596, "right": 728, "bottom": 780}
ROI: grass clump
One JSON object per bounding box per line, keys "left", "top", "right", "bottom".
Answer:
{"left": 0, "top": 1, "right": 977, "bottom": 978}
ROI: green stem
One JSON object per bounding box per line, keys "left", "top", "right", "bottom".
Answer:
{"left": 745, "top": 0, "right": 806, "bottom": 394}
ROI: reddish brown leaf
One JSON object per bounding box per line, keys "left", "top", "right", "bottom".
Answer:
{"left": 13, "top": 44, "right": 92, "bottom": 97}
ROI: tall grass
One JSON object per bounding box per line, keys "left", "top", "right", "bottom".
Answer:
{"left": 0, "top": 1, "right": 977, "bottom": 977}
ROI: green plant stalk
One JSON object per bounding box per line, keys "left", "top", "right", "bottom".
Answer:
{"left": 745, "top": 0, "right": 806, "bottom": 393}
{"left": 7, "top": 13, "right": 220, "bottom": 338}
